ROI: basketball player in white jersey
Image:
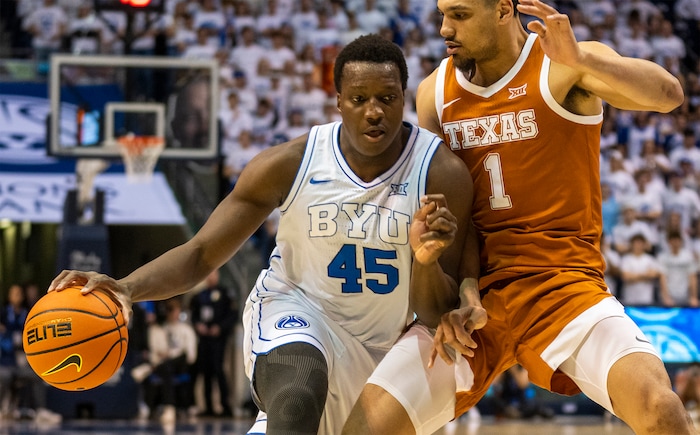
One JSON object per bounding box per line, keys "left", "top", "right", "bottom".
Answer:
{"left": 50, "top": 34, "right": 475, "bottom": 434}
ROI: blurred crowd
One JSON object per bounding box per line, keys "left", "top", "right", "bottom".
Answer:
{"left": 2, "top": 0, "right": 700, "bottom": 423}
{"left": 0, "top": 271, "right": 238, "bottom": 424}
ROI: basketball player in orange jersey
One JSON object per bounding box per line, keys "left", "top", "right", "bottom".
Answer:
{"left": 343, "top": 1, "right": 695, "bottom": 434}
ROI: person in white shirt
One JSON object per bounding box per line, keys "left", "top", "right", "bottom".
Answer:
{"left": 620, "top": 233, "right": 661, "bottom": 305}
{"left": 670, "top": 128, "right": 700, "bottom": 171}
{"left": 664, "top": 171, "right": 700, "bottom": 235}
{"left": 356, "top": 0, "right": 390, "bottom": 34}
{"left": 612, "top": 204, "right": 658, "bottom": 254}
{"left": 131, "top": 297, "right": 198, "bottom": 424}
{"left": 181, "top": 27, "right": 218, "bottom": 59}
{"left": 650, "top": 19, "right": 686, "bottom": 75}
{"left": 22, "top": 0, "right": 67, "bottom": 61}
{"left": 658, "top": 231, "right": 699, "bottom": 307}
{"left": 229, "top": 26, "right": 265, "bottom": 85}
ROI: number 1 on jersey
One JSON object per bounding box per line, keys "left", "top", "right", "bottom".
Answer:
{"left": 484, "top": 153, "right": 512, "bottom": 210}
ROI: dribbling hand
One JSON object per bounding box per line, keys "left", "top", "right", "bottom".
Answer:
{"left": 49, "top": 270, "right": 133, "bottom": 325}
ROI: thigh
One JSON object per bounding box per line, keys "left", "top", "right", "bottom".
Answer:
{"left": 364, "top": 323, "right": 470, "bottom": 435}
{"left": 558, "top": 313, "right": 659, "bottom": 414}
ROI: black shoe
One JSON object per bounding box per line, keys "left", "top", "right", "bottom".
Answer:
{"left": 218, "top": 407, "right": 233, "bottom": 418}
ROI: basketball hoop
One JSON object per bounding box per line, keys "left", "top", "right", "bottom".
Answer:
{"left": 116, "top": 133, "right": 164, "bottom": 183}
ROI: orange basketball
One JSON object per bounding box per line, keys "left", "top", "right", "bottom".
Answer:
{"left": 22, "top": 285, "right": 129, "bottom": 391}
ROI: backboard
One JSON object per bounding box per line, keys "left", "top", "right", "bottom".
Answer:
{"left": 48, "top": 54, "right": 219, "bottom": 160}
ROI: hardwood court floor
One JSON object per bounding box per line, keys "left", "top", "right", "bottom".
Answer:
{"left": 0, "top": 415, "right": 659, "bottom": 435}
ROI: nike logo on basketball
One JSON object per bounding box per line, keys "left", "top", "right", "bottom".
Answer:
{"left": 443, "top": 97, "right": 461, "bottom": 109}
{"left": 635, "top": 336, "right": 651, "bottom": 344}
{"left": 310, "top": 178, "right": 331, "bottom": 184}
{"left": 42, "top": 354, "right": 82, "bottom": 376}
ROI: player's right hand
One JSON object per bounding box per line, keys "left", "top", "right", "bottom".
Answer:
{"left": 49, "top": 270, "right": 133, "bottom": 325}
{"left": 428, "top": 305, "right": 487, "bottom": 368}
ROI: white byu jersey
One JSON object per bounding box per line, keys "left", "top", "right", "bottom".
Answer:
{"left": 248, "top": 121, "right": 443, "bottom": 353}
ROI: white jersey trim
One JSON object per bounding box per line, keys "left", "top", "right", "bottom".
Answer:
{"left": 539, "top": 56, "right": 604, "bottom": 125}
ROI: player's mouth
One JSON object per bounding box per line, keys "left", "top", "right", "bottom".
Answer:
{"left": 364, "top": 127, "right": 386, "bottom": 141}
{"left": 445, "top": 41, "right": 460, "bottom": 56}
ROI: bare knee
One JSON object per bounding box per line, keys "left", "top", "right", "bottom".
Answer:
{"left": 609, "top": 353, "right": 695, "bottom": 434}
{"left": 342, "top": 384, "right": 415, "bottom": 435}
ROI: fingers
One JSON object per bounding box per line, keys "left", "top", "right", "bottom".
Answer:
{"left": 49, "top": 270, "right": 93, "bottom": 292}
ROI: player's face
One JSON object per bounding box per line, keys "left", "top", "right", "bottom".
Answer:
{"left": 437, "top": 0, "right": 501, "bottom": 71}
{"left": 337, "top": 61, "right": 405, "bottom": 162}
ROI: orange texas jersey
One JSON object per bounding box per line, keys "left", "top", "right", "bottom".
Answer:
{"left": 435, "top": 34, "right": 606, "bottom": 289}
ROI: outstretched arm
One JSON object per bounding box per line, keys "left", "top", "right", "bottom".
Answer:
{"left": 518, "top": 0, "right": 684, "bottom": 113}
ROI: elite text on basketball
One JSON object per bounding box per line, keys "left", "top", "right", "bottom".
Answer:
{"left": 25, "top": 318, "right": 73, "bottom": 345}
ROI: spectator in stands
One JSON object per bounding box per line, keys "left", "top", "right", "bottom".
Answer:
{"left": 664, "top": 170, "right": 700, "bottom": 236}
{"left": 601, "top": 181, "right": 620, "bottom": 238}
{"left": 651, "top": 19, "right": 686, "bottom": 76}
{"left": 355, "top": 0, "right": 390, "bottom": 34}
{"left": 131, "top": 297, "right": 197, "bottom": 424}
{"left": 658, "top": 231, "right": 699, "bottom": 307}
{"left": 229, "top": 26, "right": 265, "bottom": 88}
{"left": 289, "top": 0, "right": 319, "bottom": 51}
{"left": 267, "top": 29, "right": 297, "bottom": 72}
{"left": 99, "top": 7, "right": 127, "bottom": 54}
{"left": 192, "top": 0, "right": 226, "bottom": 48}
{"left": 483, "top": 365, "right": 554, "bottom": 420}
{"left": 328, "top": 0, "right": 350, "bottom": 32}
{"left": 339, "top": 11, "right": 368, "bottom": 47}
{"left": 255, "top": 0, "right": 287, "bottom": 40}
{"left": 602, "top": 232, "right": 622, "bottom": 297}
{"left": 619, "top": 233, "right": 661, "bottom": 305}
{"left": 670, "top": 128, "right": 700, "bottom": 171}
{"left": 603, "top": 150, "right": 637, "bottom": 201}
{"left": 616, "top": 9, "right": 653, "bottom": 61}
{"left": 612, "top": 203, "right": 657, "bottom": 254}
{"left": 21, "top": 0, "right": 67, "bottom": 64}
{"left": 628, "top": 168, "right": 663, "bottom": 227}
{"left": 307, "top": 8, "right": 342, "bottom": 59}
{"left": 190, "top": 269, "right": 235, "bottom": 418}
{"left": 290, "top": 72, "right": 327, "bottom": 125}
{"left": 631, "top": 139, "right": 672, "bottom": 185}
{"left": 222, "top": 129, "right": 260, "bottom": 192}
{"left": 181, "top": 27, "right": 218, "bottom": 60}
{"left": 0, "top": 284, "right": 61, "bottom": 424}
{"left": 68, "top": 3, "right": 104, "bottom": 55}
{"left": 659, "top": 210, "right": 693, "bottom": 252}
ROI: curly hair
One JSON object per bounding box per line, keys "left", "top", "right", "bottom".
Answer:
{"left": 333, "top": 34, "right": 408, "bottom": 93}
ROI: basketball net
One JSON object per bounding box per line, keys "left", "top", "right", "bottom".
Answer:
{"left": 116, "top": 133, "right": 165, "bottom": 183}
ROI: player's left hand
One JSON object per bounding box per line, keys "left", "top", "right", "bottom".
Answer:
{"left": 517, "top": 0, "right": 582, "bottom": 68}
{"left": 410, "top": 194, "right": 458, "bottom": 264}
{"left": 428, "top": 304, "right": 487, "bottom": 367}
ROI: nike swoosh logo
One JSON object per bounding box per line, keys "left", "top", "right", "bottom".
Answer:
{"left": 42, "top": 354, "right": 82, "bottom": 376}
{"left": 309, "top": 178, "right": 331, "bottom": 184}
{"left": 635, "top": 336, "right": 651, "bottom": 344}
{"left": 442, "top": 97, "right": 461, "bottom": 109}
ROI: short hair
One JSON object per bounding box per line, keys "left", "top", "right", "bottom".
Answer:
{"left": 333, "top": 34, "right": 408, "bottom": 93}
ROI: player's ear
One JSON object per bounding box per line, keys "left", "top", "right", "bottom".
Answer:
{"left": 498, "top": 0, "right": 515, "bottom": 21}
{"left": 336, "top": 94, "right": 341, "bottom": 112}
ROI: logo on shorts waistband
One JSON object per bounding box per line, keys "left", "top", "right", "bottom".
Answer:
{"left": 275, "top": 315, "right": 310, "bottom": 330}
